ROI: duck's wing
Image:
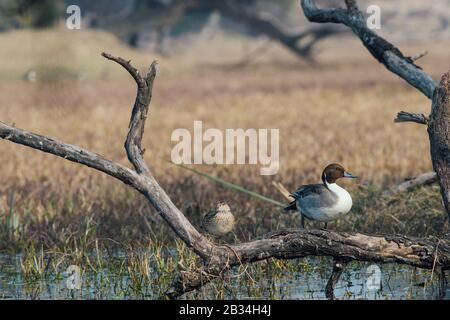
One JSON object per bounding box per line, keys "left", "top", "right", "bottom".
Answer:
{"left": 283, "top": 185, "right": 322, "bottom": 212}
{"left": 291, "top": 184, "right": 337, "bottom": 209}
{"left": 203, "top": 209, "right": 216, "bottom": 220}
{"left": 291, "top": 184, "right": 326, "bottom": 199}
{"left": 202, "top": 209, "right": 216, "bottom": 229}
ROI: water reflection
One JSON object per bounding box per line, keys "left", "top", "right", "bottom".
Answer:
{"left": 0, "top": 254, "right": 448, "bottom": 300}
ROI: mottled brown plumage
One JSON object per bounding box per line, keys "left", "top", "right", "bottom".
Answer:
{"left": 202, "top": 202, "right": 235, "bottom": 237}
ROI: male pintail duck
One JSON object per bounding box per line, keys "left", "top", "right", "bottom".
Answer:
{"left": 202, "top": 202, "right": 235, "bottom": 237}
{"left": 283, "top": 163, "right": 357, "bottom": 229}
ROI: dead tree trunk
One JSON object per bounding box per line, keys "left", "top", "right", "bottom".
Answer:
{"left": 394, "top": 75, "right": 450, "bottom": 219}
{"left": 428, "top": 72, "right": 450, "bottom": 217}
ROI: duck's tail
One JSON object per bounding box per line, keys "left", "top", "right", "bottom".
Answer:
{"left": 283, "top": 200, "right": 297, "bottom": 212}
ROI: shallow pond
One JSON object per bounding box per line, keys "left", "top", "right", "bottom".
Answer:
{"left": 0, "top": 253, "right": 448, "bottom": 300}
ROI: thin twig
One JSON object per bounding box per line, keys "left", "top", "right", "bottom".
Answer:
{"left": 272, "top": 181, "right": 294, "bottom": 201}
{"left": 394, "top": 111, "right": 429, "bottom": 125}
{"left": 409, "top": 51, "right": 428, "bottom": 62}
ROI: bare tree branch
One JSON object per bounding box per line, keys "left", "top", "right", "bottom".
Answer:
{"left": 1, "top": 53, "right": 216, "bottom": 261}
{"left": 384, "top": 172, "right": 437, "bottom": 196}
{"left": 0, "top": 121, "right": 140, "bottom": 187}
{"left": 394, "top": 111, "right": 429, "bottom": 125}
{"left": 101, "top": 52, "right": 156, "bottom": 175}
{"left": 409, "top": 51, "right": 428, "bottom": 62}
{"left": 101, "top": 52, "right": 146, "bottom": 87}
{"left": 301, "top": 0, "right": 436, "bottom": 98}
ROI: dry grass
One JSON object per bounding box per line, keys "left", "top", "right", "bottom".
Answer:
{"left": 0, "top": 28, "right": 449, "bottom": 252}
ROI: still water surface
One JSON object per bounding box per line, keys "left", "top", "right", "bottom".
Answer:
{"left": 0, "top": 254, "right": 448, "bottom": 300}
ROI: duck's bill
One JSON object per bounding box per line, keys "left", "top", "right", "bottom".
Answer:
{"left": 344, "top": 171, "right": 358, "bottom": 179}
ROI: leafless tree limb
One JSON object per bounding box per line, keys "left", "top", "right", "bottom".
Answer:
{"left": 409, "top": 51, "right": 428, "bottom": 62}
{"left": 101, "top": 52, "right": 156, "bottom": 175}
{"left": 0, "top": 120, "right": 140, "bottom": 186}
{"left": 301, "top": 0, "right": 436, "bottom": 98}
{"left": 394, "top": 111, "right": 429, "bottom": 125}
{"left": 167, "top": 229, "right": 450, "bottom": 298}
{"left": 0, "top": 53, "right": 216, "bottom": 261}
{"left": 384, "top": 172, "right": 437, "bottom": 196}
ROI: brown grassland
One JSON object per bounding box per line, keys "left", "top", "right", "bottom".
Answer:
{"left": 0, "top": 28, "right": 449, "bottom": 255}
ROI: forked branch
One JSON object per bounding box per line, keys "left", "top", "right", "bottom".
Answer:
{"left": 0, "top": 53, "right": 215, "bottom": 261}
{"left": 101, "top": 52, "right": 156, "bottom": 175}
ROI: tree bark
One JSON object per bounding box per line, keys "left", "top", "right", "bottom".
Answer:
{"left": 429, "top": 72, "right": 450, "bottom": 218}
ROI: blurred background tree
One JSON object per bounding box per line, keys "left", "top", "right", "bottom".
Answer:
{"left": 0, "top": 0, "right": 65, "bottom": 30}
{"left": 0, "top": 0, "right": 448, "bottom": 58}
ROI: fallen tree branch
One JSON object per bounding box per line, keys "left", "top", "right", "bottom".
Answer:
{"left": 167, "top": 229, "right": 450, "bottom": 298}
{"left": 101, "top": 52, "right": 156, "bottom": 175}
{"left": 409, "top": 51, "right": 428, "bottom": 62}
{"left": 384, "top": 172, "right": 437, "bottom": 196}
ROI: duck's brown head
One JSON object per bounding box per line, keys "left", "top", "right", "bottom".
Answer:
{"left": 321, "top": 163, "right": 357, "bottom": 185}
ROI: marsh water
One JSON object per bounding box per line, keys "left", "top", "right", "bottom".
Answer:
{"left": 0, "top": 253, "right": 448, "bottom": 300}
